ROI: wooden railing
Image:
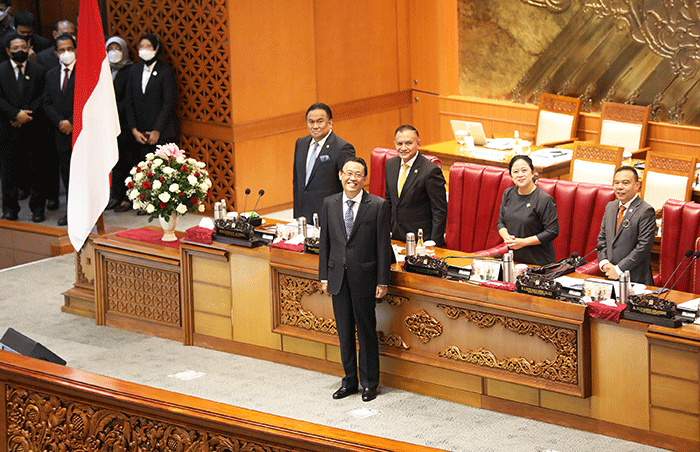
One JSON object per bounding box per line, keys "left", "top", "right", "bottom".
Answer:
{"left": 0, "top": 351, "right": 440, "bottom": 452}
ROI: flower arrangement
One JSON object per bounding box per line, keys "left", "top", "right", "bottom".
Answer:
{"left": 124, "top": 143, "right": 212, "bottom": 222}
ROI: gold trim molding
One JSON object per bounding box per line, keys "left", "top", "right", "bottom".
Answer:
{"left": 522, "top": 0, "right": 571, "bottom": 13}
{"left": 278, "top": 274, "right": 336, "bottom": 335}
{"left": 438, "top": 304, "right": 578, "bottom": 384}
{"left": 405, "top": 310, "right": 443, "bottom": 343}
{"left": 378, "top": 331, "right": 410, "bottom": 350}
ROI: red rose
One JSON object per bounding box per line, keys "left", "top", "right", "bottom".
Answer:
{"left": 181, "top": 165, "right": 189, "bottom": 172}
{"left": 140, "top": 194, "right": 146, "bottom": 200}
{"left": 142, "top": 181, "right": 151, "bottom": 189}
{"left": 127, "top": 182, "right": 134, "bottom": 188}
{"left": 159, "top": 177, "right": 165, "bottom": 182}
{"left": 147, "top": 162, "right": 152, "bottom": 167}
{"left": 194, "top": 172, "right": 201, "bottom": 177}
{"left": 136, "top": 167, "right": 142, "bottom": 173}
{"left": 159, "top": 202, "right": 167, "bottom": 209}
{"left": 192, "top": 196, "right": 199, "bottom": 204}
{"left": 169, "top": 156, "right": 173, "bottom": 162}
{"left": 146, "top": 171, "right": 153, "bottom": 178}
{"left": 179, "top": 192, "right": 184, "bottom": 197}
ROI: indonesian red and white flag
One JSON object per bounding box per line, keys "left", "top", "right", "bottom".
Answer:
{"left": 68, "top": 0, "right": 119, "bottom": 251}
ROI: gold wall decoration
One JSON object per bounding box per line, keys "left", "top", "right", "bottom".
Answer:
{"left": 105, "top": 260, "right": 181, "bottom": 325}
{"left": 377, "top": 293, "right": 408, "bottom": 307}
{"left": 5, "top": 385, "right": 291, "bottom": 452}
{"left": 437, "top": 304, "right": 578, "bottom": 384}
{"left": 278, "top": 274, "right": 336, "bottom": 335}
{"left": 405, "top": 310, "right": 443, "bottom": 344}
{"left": 522, "top": 0, "right": 571, "bottom": 13}
{"left": 378, "top": 331, "right": 410, "bottom": 350}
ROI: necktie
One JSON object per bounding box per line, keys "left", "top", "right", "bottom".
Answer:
{"left": 398, "top": 163, "right": 409, "bottom": 196}
{"left": 345, "top": 200, "right": 355, "bottom": 238}
{"left": 16, "top": 65, "right": 24, "bottom": 92}
{"left": 61, "top": 68, "right": 70, "bottom": 93}
{"left": 616, "top": 205, "right": 626, "bottom": 231}
{"left": 305, "top": 141, "right": 319, "bottom": 185}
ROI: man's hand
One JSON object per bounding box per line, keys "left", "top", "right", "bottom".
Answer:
{"left": 602, "top": 263, "right": 620, "bottom": 280}
{"left": 376, "top": 285, "right": 388, "bottom": 298}
{"left": 58, "top": 120, "right": 72, "bottom": 135}
{"left": 133, "top": 128, "right": 148, "bottom": 144}
{"left": 15, "top": 109, "right": 33, "bottom": 126}
{"left": 147, "top": 130, "right": 160, "bottom": 145}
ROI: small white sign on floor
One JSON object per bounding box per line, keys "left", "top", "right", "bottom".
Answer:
{"left": 346, "top": 408, "right": 380, "bottom": 419}
{"left": 168, "top": 369, "right": 206, "bottom": 381}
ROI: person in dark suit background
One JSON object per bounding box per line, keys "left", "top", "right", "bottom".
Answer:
{"left": 384, "top": 125, "right": 447, "bottom": 247}
{"left": 0, "top": 10, "right": 50, "bottom": 63}
{"left": 104, "top": 36, "right": 133, "bottom": 212}
{"left": 0, "top": 32, "right": 45, "bottom": 221}
{"left": 319, "top": 156, "right": 391, "bottom": 402}
{"left": 0, "top": 1, "right": 15, "bottom": 38}
{"left": 42, "top": 33, "right": 75, "bottom": 226}
{"left": 293, "top": 102, "right": 355, "bottom": 222}
{"left": 36, "top": 19, "right": 76, "bottom": 71}
{"left": 597, "top": 166, "right": 656, "bottom": 285}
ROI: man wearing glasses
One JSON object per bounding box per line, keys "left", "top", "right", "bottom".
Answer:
{"left": 319, "top": 157, "right": 391, "bottom": 402}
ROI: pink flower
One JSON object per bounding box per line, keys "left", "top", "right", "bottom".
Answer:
{"left": 155, "top": 143, "right": 185, "bottom": 159}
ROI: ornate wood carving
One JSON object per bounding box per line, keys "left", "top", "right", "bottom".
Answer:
{"left": 625, "top": 89, "right": 640, "bottom": 105}
{"left": 180, "top": 135, "right": 235, "bottom": 209}
{"left": 647, "top": 154, "right": 694, "bottom": 173}
{"left": 405, "top": 310, "right": 443, "bottom": 344}
{"left": 541, "top": 93, "right": 578, "bottom": 113}
{"left": 438, "top": 304, "right": 578, "bottom": 384}
{"left": 76, "top": 245, "right": 91, "bottom": 286}
{"left": 576, "top": 144, "right": 620, "bottom": 162}
{"left": 668, "top": 94, "right": 687, "bottom": 124}
{"left": 578, "top": 83, "right": 595, "bottom": 112}
{"left": 378, "top": 331, "right": 410, "bottom": 350}
{"left": 649, "top": 92, "right": 664, "bottom": 121}
{"left": 105, "top": 260, "right": 181, "bottom": 325}
{"left": 5, "top": 385, "right": 291, "bottom": 452}
{"left": 521, "top": 0, "right": 571, "bottom": 13}
{"left": 584, "top": 0, "right": 700, "bottom": 79}
{"left": 278, "top": 274, "right": 337, "bottom": 335}
{"left": 376, "top": 293, "right": 408, "bottom": 307}
{"left": 604, "top": 102, "right": 648, "bottom": 122}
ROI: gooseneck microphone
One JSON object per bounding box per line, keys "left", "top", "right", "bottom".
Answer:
{"left": 662, "top": 251, "right": 700, "bottom": 300}
{"left": 571, "top": 244, "right": 605, "bottom": 267}
{"left": 251, "top": 189, "right": 265, "bottom": 214}
{"left": 242, "top": 188, "right": 251, "bottom": 214}
{"left": 654, "top": 249, "right": 694, "bottom": 294}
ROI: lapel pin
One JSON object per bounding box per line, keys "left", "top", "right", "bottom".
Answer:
{"left": 24, "top": 75, "right": 29, "bottom": 80}
{"left": 152, "top": 71, "right": 158, "bottom": 76}
{"left": 526, "top": 203, "right": 531, "bottom": 208}
{"left": 414, "top": 169, "right": 418, "bottom": 173}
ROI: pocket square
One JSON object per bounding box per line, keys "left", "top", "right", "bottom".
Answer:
{"left": 319, "top": 155, "right": 330, "bottom": 162}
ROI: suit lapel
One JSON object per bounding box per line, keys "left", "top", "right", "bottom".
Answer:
{"left": 307, "top": 132, "right": 334, "bottom": 186}
{"left": 399, "top": 154, "right": 422, "bottom": 203}
{"left": 613, "top": 197, "right": 640, "bottom": 241}
{"left": 348, "top": 191, "right": 370, "bottom": 240}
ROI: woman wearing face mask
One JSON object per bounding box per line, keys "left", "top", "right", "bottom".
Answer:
{"left": 124, "top": 33, "right": 179, "bottom": 185}
{"left": 497, "top": 155, "right": 559, "bottom": 266}
{"left": 105, "top": 37, "right": 133, "bottom": 212}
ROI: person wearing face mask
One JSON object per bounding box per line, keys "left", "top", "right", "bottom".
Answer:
{"left": 104, "top": 36, "right": 133, "bottom": 212}
{"left": 124, "top": 33, "right": 179, "bottom": 182}
{"left": 36, "top": 20, "right": 76, "bottom": 70}
{"left": 1, "top": 10, "right": 50, "bottom": 64}
{"left": 42, "top": 33, "right": 76, "bottom": 226}
{"left": 0, "top": 33, "right": 46, "bottom": 221}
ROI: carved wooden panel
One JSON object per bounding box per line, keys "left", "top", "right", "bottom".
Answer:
{"left": 647, "top": 154, "right": 694, "bottom": 174}
{"left": 278, "top": 274, "right": 336, "bottom": 335}
{"left": 5, "top": 385, "right": 291, "bottom": 452}
{"left": 107, "top": 0, "right": 232, "bottom": 125}
{"left": 179, "top": 134, "right": 235, "bottom": 209}
{"left": 576, "top": 144, "right": 621, "bottom": 162}
{"left": 541, "top": 94, "right": 580, "bottom": 114}
{"left": 603, "top": 103, "right": 649, "bottom": 123}
{"left": 438, "top": 304, "right": 578, "bottom": 385}
{"left": 105, "top": 260, "right": 181, "bottom": 325}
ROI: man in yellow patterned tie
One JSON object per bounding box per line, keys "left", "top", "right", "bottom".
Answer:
{"left": 384, "top": 125, "right": 447, "bottom": 247}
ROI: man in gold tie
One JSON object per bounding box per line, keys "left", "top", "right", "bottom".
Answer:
{"left": 597, "top": 166, "right": 656, "bottom": 285}
{"left": 384, "top": 125, "right": 447, "bottom": 247}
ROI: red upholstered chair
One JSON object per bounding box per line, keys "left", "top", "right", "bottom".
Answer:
{"left": 657, "top": 199, "right": 700, "bottom": 293}
{"left": 368, "top": 147, "right": 441, "bottom": 198}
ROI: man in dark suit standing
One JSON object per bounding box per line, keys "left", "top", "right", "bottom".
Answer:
{"left": 293, "top": 103, "right": 355, "bottom": 222}
{"left": 319, "top": 156, "right": 391, "bottom": 402}
{"left": 597, "top": 166, "right": 656, "bottom": 285}
{"left": 42, "top": 33, "right": 76, "bottom": 226}
{"left": 384, "top": 125, "right": 447, "bottom": 247}
{"left": 36, "top": 20, "right": 76, "bottom": 71}
{"left": 0, "top": 32, "right": 45, "bottom": 221}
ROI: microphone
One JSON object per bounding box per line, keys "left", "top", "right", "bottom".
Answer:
{"left": 242, "top": 188, "right": 251, "bottom": 215}
{"left": 653, "top": 249, "right": 694, "bottom": 294}
{"left": 662, "top": 251, "right": 700, "bottom": 300}
{"left": 571, "top": 244, "right": 604, "bottom": 267}
{"left": 251, "top": 189, "right": 265, "bottom": 214}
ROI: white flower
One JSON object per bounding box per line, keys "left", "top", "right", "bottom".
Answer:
{"left": 133, "top": 200, "right": 141, "bottom": 209}
{"left": 176, "top": 156, "right": 186, "bottom": 164}
{"left": 153, "top": 159, "right": 163, "bottom": 167}
{"left": 196, "top": 161, "right": 206, "bottom": 169}
{"left": 129, "top": 190, "right": 139, "bottom": 200}
{"left": 124, "top": 176, "right": 132, "bottom": 185}
{"left": 187, "top": 175, "right": 198, "bottom": 185}
{"left": 158, "top": 192, "right": 171, "bottom": 203}
{"left": 187, "top": 158, "right": 196, "bottom": 165}
{"left": 162, "top": 166, "right": 176, "bottom": 175}
{"left": 169, "top": 183, "right": 179, "bottom": 192}
{"left": 146, "top": 204, "right": 155, "bottom": 213}
{"left": 176, "top": 204, "right": 188, "bottom": 214}
{"left": 145, "top": 153, "right": 155, "bottom": 160}
{"left": 129, "top": 167, "right": 137, "bottom": 175}
{"left": 134, "top": 172, "right": 144, "bottom": 181}
{"left": 153, "top": 180, "right": 162, "bottom": 190}
{"left": 198, "top": 204, "right": 205, "bottom": 212}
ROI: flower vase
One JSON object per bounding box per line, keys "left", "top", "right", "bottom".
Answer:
{"left": 159, "top": 215, "right": 178, "bottom": 242}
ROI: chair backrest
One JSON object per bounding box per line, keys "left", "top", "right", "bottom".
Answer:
{"left": 368, "top": 147, "right": 441, "bottom": 198}
{"left": 535, "top": 93, "right": 582, "bottom": 146}
{"left": 598, "top": 102, "right": 650, "bottom": 153}
{"left": 641, "top": 151, "right": 697, "bottom": 212}
{"left": 569, "top": 142, "right": 624, "bottom": 185}
{"left": 660, "top": 199, "right": 700, "bottom": 293}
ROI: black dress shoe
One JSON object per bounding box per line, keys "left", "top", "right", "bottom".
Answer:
{"left": 57, "top": 215, "right": 68, "bottom": 226}
{"left": 362, "top": 387, "right": 377, "bottom": 402}
{"left": 32, "top": 211, "right": 45, "bottom": 223}
{"left": 17, "top": 189, "right": 29, "bottom": 200}
{"left": 114, "top": 201, "right": 132, "bottom": 212}
{"left": 332, "top": 386, "right": 358, "bottom": 400}
{"left": 1, "top": 212, "right": 18, "bottom": 221}
{"left": 105, "top": 198, "right": 120, "bottom": 210}
{"left": 46, "top": 199, "right": 59, "bottom": 211}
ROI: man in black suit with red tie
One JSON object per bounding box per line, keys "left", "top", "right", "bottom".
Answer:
{"left": 42, "top": 33, "right": 75, "bottom": 226}
{"left": 319, "top": 156, "right": 391, "bottom": 402}
{"left": 384, "top": 125, "right": 447, "bottom": 246}
{"left": 0, "top": 32, "right": 46, "bottom": 221}
{"left": 293, "top": 103, "right": 355, "bottom": 222}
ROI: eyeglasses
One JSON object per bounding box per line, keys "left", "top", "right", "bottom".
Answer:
{"left": 341, "top": 170, "right": 365, "bottom": 179}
